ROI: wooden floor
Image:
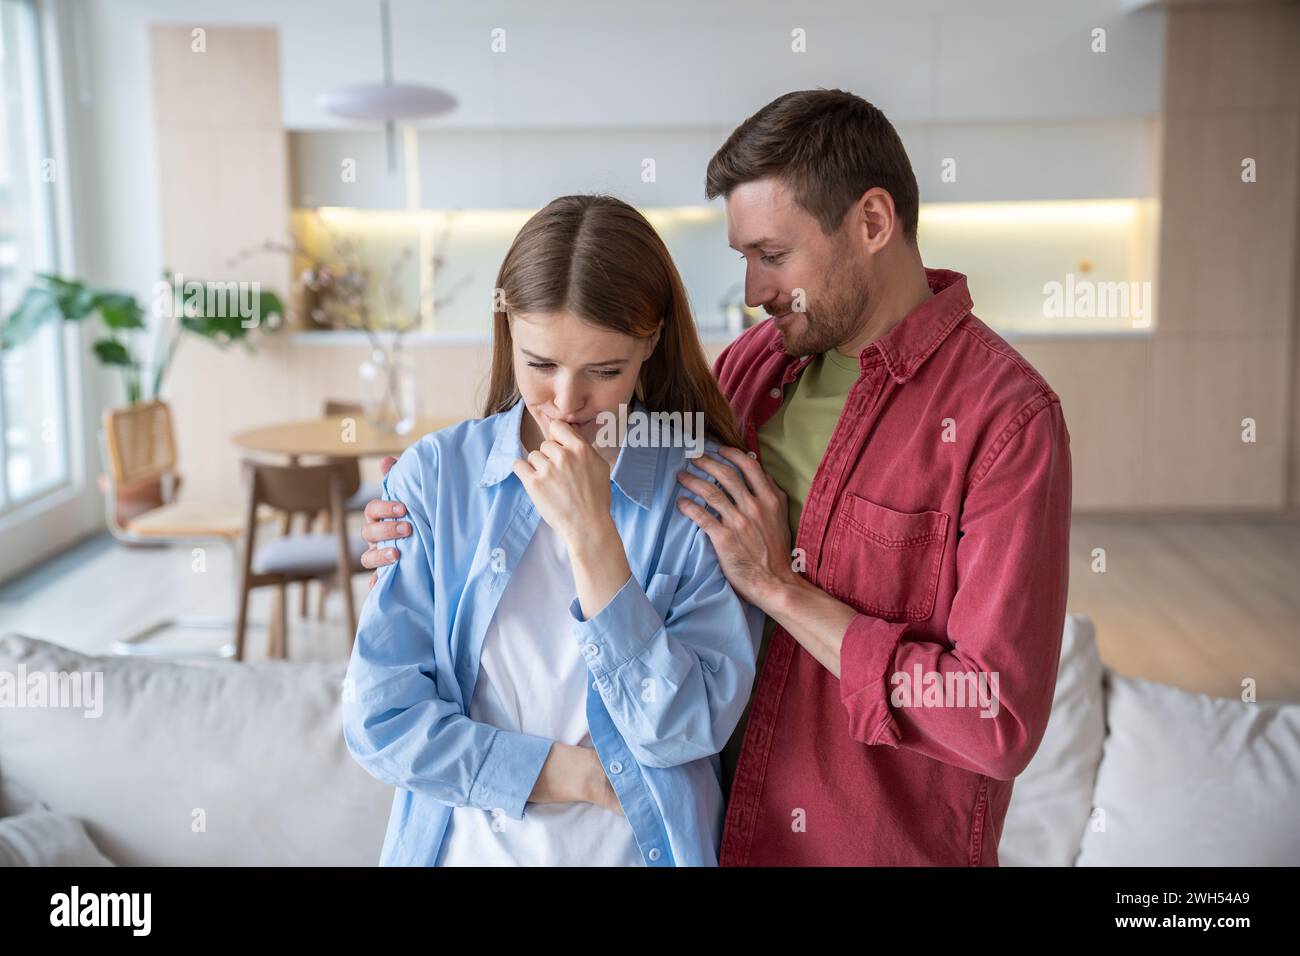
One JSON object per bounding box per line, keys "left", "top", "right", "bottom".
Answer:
{"left": 0, "top": 531, "right": 359, "bottom": 664}
{"left": 1068, "top": 516, "right": 1300, "bottom": 702}
{"left": 1, "top": 517, "right": 1298, "bottom": 701}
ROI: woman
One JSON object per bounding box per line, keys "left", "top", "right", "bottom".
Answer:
{"left": 342, "top": 195, "right": 764, "bottom": 866}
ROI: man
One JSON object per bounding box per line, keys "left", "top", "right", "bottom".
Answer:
{"left": 359, "top": 89, "right": 1072, "bottom": 866}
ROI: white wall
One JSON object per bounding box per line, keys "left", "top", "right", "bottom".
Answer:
{"left": 66, "top": 0, "right": 1166, "bottom": 291}
{"left": 290, "top": 118, "right": 1161, "bottom": 210}
{"left": 278, "top": 0, "right": 1167, "bottom": 129}
{"left": 65, "top": 0, "right": 1167, "bottom": 282}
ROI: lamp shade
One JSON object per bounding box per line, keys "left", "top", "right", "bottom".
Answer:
{"left": 317, "top": 83, "right": 457, "bottom": 121}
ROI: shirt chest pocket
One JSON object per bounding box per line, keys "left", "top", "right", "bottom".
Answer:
{"left": 823, "top": 493, "right": 949, "bottom": 623}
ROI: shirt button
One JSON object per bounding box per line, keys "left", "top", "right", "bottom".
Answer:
{"left": 583, "top": 643, "right": 599, "bottom": 658}
{"left": 769, "top": 387, "right": 781, "bottom": 399}
{"left": 648, "top": 847, "right": 662, "bottom": 862}
{"left": 608, "top": 760, "right": 623, "bottom": 774}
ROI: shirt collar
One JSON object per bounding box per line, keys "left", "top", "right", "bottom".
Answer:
{"left": 769, "top": 267, "right": 973, "bottom": 384}
{"left": 480, "top": 397, "right": 658, "bottom": 510}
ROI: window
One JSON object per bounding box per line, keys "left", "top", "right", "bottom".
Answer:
{"left": 0, "top": 0, "right": 67, "bottom": 515}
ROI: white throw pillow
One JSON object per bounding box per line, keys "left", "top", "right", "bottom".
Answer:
{"left": 0, "top": 772, "right": 42, "bottom": 817}
{"left": 1077, "top": 673, "right": 1300, "bottom": 866}
{"left": 0, "top": 810, "right": 116, "bottom": 866}
{"left": 1000, "top": 614, "right": 1106, "bottom": 866}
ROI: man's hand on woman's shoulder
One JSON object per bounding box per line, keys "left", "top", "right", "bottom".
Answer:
{"left": 361, "top": 454, "right": 413, "bottom": 589}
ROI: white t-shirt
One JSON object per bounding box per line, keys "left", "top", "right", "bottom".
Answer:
{"left": 434, "top": 518, "right": 645, "bottom": 866}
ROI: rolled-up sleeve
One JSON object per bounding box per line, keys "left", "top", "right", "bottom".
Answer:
{"left": 568, "top": 523, "right": 763, "bottom": 770}
{"left": 839, "top": 398, "right": 1072, "bottom": 781}
{"left": 342, "top": 443, "right": 552, "bottom": 819}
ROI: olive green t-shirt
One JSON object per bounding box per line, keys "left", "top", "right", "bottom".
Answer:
{"left": 719, "top": 347, "right": 862, "bottom": 796}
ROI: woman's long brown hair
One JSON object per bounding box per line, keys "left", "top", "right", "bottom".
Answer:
{"left": 483, "top": 195, "right": 745, "bottom": 450}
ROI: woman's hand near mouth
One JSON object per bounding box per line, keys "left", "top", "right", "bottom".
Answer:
{"left": 514, "top": 418, "right": 612, "bottom": 542}
{"left": 540, "top": 410, "right": 595, "bottom": 436}
{"left": 513, "top": 418, "right": 633, "bottom": 620}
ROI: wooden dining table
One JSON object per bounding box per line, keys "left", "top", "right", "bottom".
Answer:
{"left": 229, "top": 413, "right": 458, "bottom": 657}
{"left": 232, "top": 414, "right": 459, "bottom": 463}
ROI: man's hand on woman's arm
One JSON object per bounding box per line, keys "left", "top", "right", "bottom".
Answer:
{"left": 360, "top": 454, "right": 412, "bottom": 589}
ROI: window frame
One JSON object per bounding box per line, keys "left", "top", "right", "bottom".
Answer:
{"left": 0, "top": 0, "right": 71, "bottom": 520}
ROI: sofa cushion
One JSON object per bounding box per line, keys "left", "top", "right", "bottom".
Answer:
{"left": 0, "top": 633, "right": 392, "bottom": 865}
{"left": 0, "top": 809, "right": 116, "bottom": 866}
{"left": 1000, "top": 614, "right": 1106, "bottom": 866}
{"left": 1077, "top": 673, "right": 1300, "bottom": 866}
{"left": 0, "top": 772, "right": 42, "bottom": 817}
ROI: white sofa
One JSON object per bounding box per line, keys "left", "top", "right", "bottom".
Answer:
{"left": 1, "top": 615, "right": 1296, "bottom": 866}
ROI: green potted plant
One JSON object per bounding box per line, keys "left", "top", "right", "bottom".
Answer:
{"left": 0, "top": 271, "right": 285, "bottom": 404}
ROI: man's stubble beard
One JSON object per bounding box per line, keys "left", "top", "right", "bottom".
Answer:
{"left": 778, "top": 246, "right": 871, "bottom": 357}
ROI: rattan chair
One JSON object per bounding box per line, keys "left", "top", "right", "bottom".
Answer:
{"left": 99, "top": 400, "right": 244, "bottom": 658}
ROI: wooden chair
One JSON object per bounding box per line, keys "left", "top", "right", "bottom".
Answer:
{"left": 234, "top": 458, "right": 365, "bottom": 662}
{"left": 323, "top": 399, "right": 383, "bottom": 513}
{"left": 100, "top": 400, "right": 244, "bottom": 658}
{"left": 303, "top": 400, "right": 383, "bottom": 620}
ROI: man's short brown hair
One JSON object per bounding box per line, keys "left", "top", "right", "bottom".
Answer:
{"left": 705, "top": 89, "right": 920, "bottom": 244}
